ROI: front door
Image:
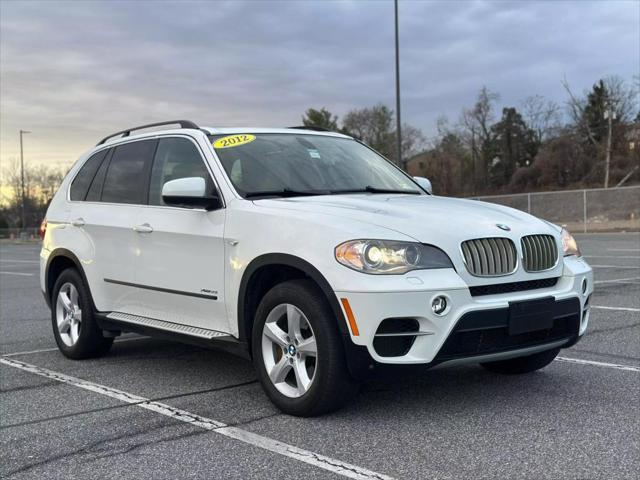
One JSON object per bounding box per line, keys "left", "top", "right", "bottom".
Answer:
{"left": 130, "top": 136, "right": 227, "bottom": 333}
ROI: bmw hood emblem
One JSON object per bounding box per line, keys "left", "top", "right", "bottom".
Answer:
{"left": 496, "top": 224, "right": 511, "bottom": 231}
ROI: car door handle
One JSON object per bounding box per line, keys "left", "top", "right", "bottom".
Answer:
{"left": 133, "top": 223, "right": 153, "bottom": 234}
{"left": 71, "top": 218, "right": 85, "bottom": 227}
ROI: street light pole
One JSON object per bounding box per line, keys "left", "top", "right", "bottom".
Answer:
{"left": 394, "top": 0, "right": 402, "bottom": 168}
{"left": 19, "top": 130, "right": 31, "bottom": 230}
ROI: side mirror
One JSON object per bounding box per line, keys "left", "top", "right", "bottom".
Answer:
{"left": 413, "top": 176, "right": 433, "bottom": 194}
{"left": 161, "top": 177, "right": 221, "bottom": 210}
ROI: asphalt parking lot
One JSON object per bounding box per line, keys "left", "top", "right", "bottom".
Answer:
{"left": 1, "top": 233, "right": 639, "bottom": 480}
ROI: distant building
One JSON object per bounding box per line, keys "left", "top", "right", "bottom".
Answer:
{"left": 627, "top": 123, "right": 640, "bottom": 151}
{"left": 405, "top": 151, "right": 431, "bottom": 177}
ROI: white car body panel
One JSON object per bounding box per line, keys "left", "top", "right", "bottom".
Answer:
{"left": 128, "top": 205, "right": 227, "bottom": 331}
{"left": 40, "top": 126, "right": 593, "bottom": 367}
{"left": 69, "top": 202, "right": 140, "bottom": 313}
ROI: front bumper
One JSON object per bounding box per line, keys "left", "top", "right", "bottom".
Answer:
{"left": 336, "top": 256, "right": 592, "bottom": 377}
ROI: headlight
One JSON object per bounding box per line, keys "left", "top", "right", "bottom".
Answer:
{"left": 561, "top": 228, "right": 581, "bottom": 257}
{"left": 335, "top": 240, "right": 454, "bottom": 274}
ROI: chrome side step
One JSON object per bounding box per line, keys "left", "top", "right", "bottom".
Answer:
{"left": 106, "top": 312, "right": 230, "bottom": 340}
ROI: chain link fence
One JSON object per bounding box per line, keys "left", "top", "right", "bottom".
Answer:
{"left": 473, "top": 185, "right": 640, "bottom": 233}
{"left": 1, "top": 186, "right": 638, "bottom": 241}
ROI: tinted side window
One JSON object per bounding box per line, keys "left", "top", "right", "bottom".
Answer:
{"left": 86, "top": 149, "right": 112, "bottom": 202}
{"left": 101, "top": 140, "right": 156, "bottom": 204}
{"left": 70, "top": 149, "right": 108, "bottom": 201}
{"left": 148, "top": 138, "right": 212, "bottom": 206}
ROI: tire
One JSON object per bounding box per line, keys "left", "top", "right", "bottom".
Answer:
{"left": 480, "top": 347, "right": 560, "bottom": 374}
{"left": 252, "top": 279, "right": 358, "bottom": 416}
{"left": 51, "top": 268, "right": 113, "bottom": 359}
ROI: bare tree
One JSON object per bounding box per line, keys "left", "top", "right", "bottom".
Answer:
{"left": 399, "top": 123, "right": 426, "bottom": 166}
{"left": 563, "top": 75, "right": 638, "bottom": 187}
{"left": 562, "top": 76, "right": 600, "bottom": 150}
{"left": 460, "top": 86, "right": 500, "bottom": 190}
{"left": 521, "top": 94, "right": 562, "bottom": 144}
{"left": 603, "top": 75, "right": 638, "bottom": 123}
{"left": 0, "top": 159, "right": 65, "bottom": 227}
{"left": 462, "top": 87, "right": 499, "bottom": 139}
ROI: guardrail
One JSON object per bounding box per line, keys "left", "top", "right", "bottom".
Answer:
{"left": 473, "top": 185, "right": 640, "bottom": 233}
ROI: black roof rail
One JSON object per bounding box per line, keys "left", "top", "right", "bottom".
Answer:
{"left": 288, "top": 125, "right": 332, "bottom": 132}
{"left": 97, "top": 120, "right": 200, "bottom": 145}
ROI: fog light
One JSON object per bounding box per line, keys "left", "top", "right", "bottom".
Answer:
{"left": 432, "top": 295, "right": 448, "bottom": 315}
{"left": 581, "top": 278, "right": 588, "bottom": 294}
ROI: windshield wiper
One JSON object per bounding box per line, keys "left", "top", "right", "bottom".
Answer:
{"left": 244, "top": 188, "right": 331, "bottom": 199}
{"left": 330, "top": 185, "right": 421, "bottom": 195}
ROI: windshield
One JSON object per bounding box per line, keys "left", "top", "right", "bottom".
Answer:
{"left": 210, "top": 133, "right": 422, "bottom": 198}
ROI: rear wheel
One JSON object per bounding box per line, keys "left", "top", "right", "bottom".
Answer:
{"left": 252, "top": 279, "right": 358, "bottom": 416}
{"left": 480, "top": 347, "right": 560, "bottom": 374}
{"left": 51, "top": 268, "right": 113, "bottom": 359}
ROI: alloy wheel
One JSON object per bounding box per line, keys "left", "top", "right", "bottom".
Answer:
{"left": 55, "top": 282, "right": 82, "bottom": 347}
{"left": 261, "top": 303, "right": 317, "bottom": 398}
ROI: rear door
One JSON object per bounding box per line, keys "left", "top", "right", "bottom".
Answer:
{"left": 130, "top": 136, "right": 228, "bottom": 332}
{"left": 69, "top": 139, "right": 157, "bottom": 313}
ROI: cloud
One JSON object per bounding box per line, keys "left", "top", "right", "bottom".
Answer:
{"left": 0, "top": 0, "right": 638, "bottom": 167}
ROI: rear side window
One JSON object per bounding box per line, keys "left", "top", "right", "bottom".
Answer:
{"left": 101, "top": 139, "right": 157, "bottom": 204}
{"left": 85, "top": 150, "right": 111, "bottom": 202}
{"left": 148, "top": 138, "right": 212, "bottom": 206}
{"left": 69, "top": 149, "right": 108, "bottom": 201}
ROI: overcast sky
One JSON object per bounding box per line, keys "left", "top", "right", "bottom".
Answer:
{"left": 1, "top": 0, "right": 638, "bottom": 168}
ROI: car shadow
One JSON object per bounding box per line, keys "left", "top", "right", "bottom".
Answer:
{"left": 103, "top": 335, "right": 589, "bottom": 422}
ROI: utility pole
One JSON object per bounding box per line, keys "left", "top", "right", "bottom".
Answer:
{"left": 604, "top": 106, "right": 615, "bottom": 188}
{"left": 19, "top": 130, "right": 31, "bottom": 230}
{"left": 471, "top": 127, "right": 477, "bottom": 196}
{"left": 394, "top": 0, "right": 402, "bottom": 168}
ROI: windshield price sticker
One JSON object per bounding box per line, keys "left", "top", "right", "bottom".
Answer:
{"left": 213, "top": 134, "right": 256, "bottom": 149}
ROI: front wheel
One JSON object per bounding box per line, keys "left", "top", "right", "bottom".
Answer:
{"left": 252, "top": 280, "right": 358, "bottom": 416}
{"left": 480, "top": 347, "right": 560, "bottom": 374}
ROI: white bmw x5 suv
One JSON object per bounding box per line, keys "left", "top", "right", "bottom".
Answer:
{"left": 41, "top": 120, "right": 593, "bottom": 416}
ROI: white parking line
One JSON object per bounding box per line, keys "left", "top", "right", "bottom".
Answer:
{"left": 590, "top": 265, "right": 640, "bottom": 269}
{"left": 2, "top": 346, "right": 64, "bottom": 356}
{"left": 0, "top": 271, "right": 34, "bottom": 276}
{"left": 594, "top": 277, "right": 640, "bottom": 285}
{"left": 585, "top": 255, "right": 640, "bottom": 259}
{"left": 556, "top": 356, "right": 640, "bottom": 373}
{"left": 0, "top": 357, "right": 394, "bottom": 480}
{"left": 591, "top": 305, "right": 640, "bottom": 313}
{"left": 0, "top": 259, "right": 39, "bottom": 263}
{"left": 2, "top": 337, "right": 147, "bottom": 357}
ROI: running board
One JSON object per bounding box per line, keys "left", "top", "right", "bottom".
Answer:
{"left": 106, "top": 312, "right": 230, "bottom": 340}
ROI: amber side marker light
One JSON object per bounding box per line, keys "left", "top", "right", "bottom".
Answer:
{"left": 340, "top": 298, "right": 360, "bottom": 336}
{"left": 38, "top": 219, "right": 47, "bottom": 240}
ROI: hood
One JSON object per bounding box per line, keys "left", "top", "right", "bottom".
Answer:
{"left": 255, "top": 194, "right": 558, "bottom": 245}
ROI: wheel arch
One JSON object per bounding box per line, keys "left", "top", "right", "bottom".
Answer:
{"left": 237, "top": 253, "right": 348, "bottom": 349}
{"left": 45, "top": 249, "right": 93, "bottom": 308}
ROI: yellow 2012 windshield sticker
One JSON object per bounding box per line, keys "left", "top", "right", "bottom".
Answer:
{"left": 213, "top": 134, "right": 256, "bottom": 149}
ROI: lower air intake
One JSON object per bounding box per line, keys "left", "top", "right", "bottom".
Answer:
{"left": 373, "top": 318, "right": 419, "bottom": 357}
